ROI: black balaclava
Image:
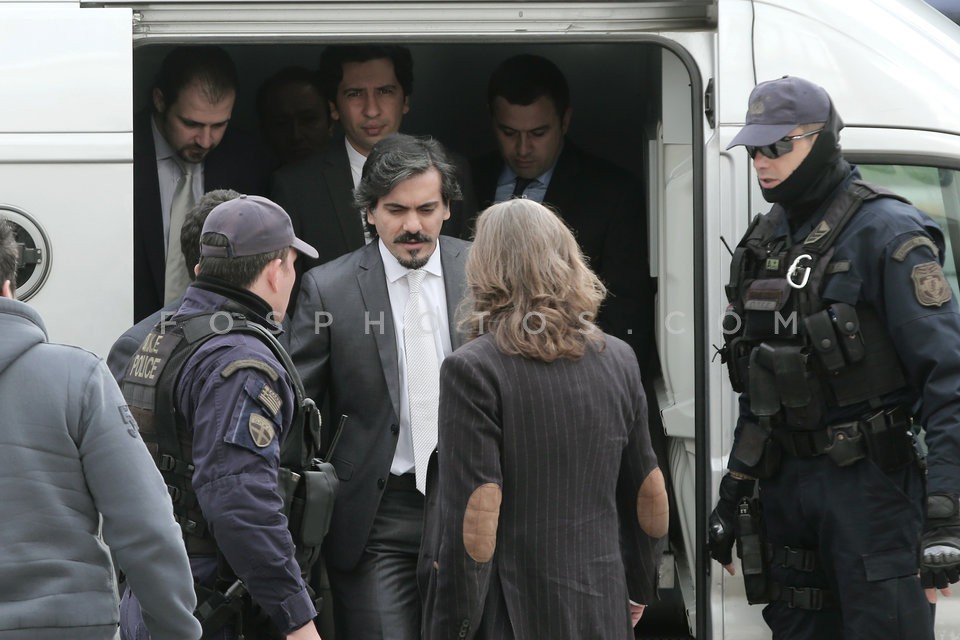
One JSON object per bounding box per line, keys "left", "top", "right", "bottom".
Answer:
{"left": 761, "top": 101, "right": 851, "bottom": 226}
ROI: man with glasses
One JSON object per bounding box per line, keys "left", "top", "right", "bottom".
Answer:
{"left": 708, "top": 75, "right": 960, "bottom": 639}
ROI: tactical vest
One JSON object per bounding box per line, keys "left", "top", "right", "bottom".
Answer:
{"left": 721, "top": 180, "right": 911, "bottom": 437}
{"left": 121, "top": 311, "right": 335, "bottom": 573}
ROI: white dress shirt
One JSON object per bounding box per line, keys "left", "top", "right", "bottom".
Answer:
{"left": 378, "top": 239, "right": 452, "bottom": 476}
{"left": 345, "top": 137, "right": 374, "bottom": 244}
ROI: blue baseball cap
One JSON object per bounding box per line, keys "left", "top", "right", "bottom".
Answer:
{"left": 200, "top": 194, "right": 318, "bottom": 259}
{"left": 727, "top": 76, "right": 832, "bottom": 149}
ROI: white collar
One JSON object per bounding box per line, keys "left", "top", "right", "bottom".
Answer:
{"left": 379, "top": 238, "right": 444, "bottom": 284}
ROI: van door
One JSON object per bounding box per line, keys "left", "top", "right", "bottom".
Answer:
{"left": 0, "top": 2, "right": 132, "bottom": 357}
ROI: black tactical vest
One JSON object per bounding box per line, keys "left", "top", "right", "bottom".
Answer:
{"left": 722, "top": 180, "right": 910, "bottom": 431}
{"left": 120, "top": 311, "right": 330, "bottom": 570}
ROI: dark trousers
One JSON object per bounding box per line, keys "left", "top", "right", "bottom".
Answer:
{"left": 760, "top": 454, "right": 932, "bottom": 639}
{"left": 327, "top": 475, "right": 424, "bottom": 640}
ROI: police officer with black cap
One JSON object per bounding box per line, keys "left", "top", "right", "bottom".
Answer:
{"left": 119, "top": 195, "right": 327, "bottom": 640}
{"left": 708, "top": 76, "right": 960, "bottom": 639}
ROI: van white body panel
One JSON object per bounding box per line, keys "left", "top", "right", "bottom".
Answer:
{"left": 0, "top": 3, "right": 131, "bottom": 354}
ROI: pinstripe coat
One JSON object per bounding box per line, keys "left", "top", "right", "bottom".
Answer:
{"left": 423, "top": 332, "right": 663, "bottom": 640}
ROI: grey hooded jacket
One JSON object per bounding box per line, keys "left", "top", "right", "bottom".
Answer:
{"left": 0, "top": 297, "right": 200, "bottom": 640}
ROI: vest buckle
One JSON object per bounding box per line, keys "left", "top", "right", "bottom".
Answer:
{"left": 787, "top": 253, "right": 813, "bottom": 289}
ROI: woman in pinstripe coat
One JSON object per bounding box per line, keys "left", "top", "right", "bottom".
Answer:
{"left": 423, "top": 198, "right": 669, "bottom": 640}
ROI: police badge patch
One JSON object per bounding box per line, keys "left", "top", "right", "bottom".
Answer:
{"left": 912, "top": 261, "right": 953, "bottom": 307}
{"left": 248, "top": 413, "right": 276, "bottom": 448}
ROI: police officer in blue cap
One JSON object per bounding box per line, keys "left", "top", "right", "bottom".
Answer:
{"left": 119, "top": 195, "right": 326, "bottom": 640}
{"left": 709, "top": 76, "right": 960, "bottom": 639}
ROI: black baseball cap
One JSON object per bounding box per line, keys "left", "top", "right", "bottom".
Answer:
{"left": 200, "top": 195, "right": 318, "bottom": 259}
{"left": 727, "top": 76, "right": 831, "bottom": 149}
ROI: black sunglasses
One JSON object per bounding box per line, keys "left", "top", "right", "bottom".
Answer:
{"left": 746, "top": 128, "right": 824, "bottom": 160}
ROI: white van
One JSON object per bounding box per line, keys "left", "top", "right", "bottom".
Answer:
{"left": 3, "top": 0, "right": 960, "bottom": 636}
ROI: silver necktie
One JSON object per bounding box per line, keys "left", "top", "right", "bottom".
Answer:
{"left": 164, "top": 164, "right": 195, "bottom": 303}
{"left": 403, "top": 269, "right": 440, "bottom": 493}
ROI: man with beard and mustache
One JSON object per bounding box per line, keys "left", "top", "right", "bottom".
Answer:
{"left": 134, "top": 46, "right": 268, "bottom": 322}
{"left": 709, "top": 76, "right": 960, "bottom": 639}
{"left": 288, "top": 133, "right": 469, "bottom": 640}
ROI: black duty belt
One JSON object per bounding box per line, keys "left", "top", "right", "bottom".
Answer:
{"left": 771, "top": 407, "right": 915, "bottom": 472}
{"left": 773, "top": 407, "right": 910, "bottom": 458}
{"left": 774, "top": 428, "right": 834, "bottom": 458}
{"left": 769, "top": 582, "right": 834, "bottom": 610}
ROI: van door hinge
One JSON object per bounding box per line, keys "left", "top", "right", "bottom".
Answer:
{"left": 132, "top": 10, "right": 145, "bottom": 34}
{"left": 704, "top": 77, "right": 716, "bottom": 129}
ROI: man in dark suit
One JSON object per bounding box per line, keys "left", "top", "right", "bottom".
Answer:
{"left": 256, "top": 66, "right": 333, "bottom": 169}
{"left": 134, "top": 45, "right": 267, "bottom": 322}
{"left": 271, "top": 45, "right": 476, "bottom": 279}
{"left": 288, "top": 134, "right": 469, "bottom": 640}
{"left": 472, "top": 53, "right": 656, "bottom": 376}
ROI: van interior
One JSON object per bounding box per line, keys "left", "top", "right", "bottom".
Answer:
{"left": 135, "top": 40, "right": 702, "bottom": 636}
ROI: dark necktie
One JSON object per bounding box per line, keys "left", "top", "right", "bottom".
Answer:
{"left": 512, "top": 176, "right": 534, "bottom": 199}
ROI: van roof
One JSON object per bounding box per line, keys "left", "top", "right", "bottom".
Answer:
{"left": 721, "top": 0, "right": 960, "bottom": 136}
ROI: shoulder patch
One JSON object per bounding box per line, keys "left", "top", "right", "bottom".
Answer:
{"left": 248, "top": 413, "right": 276, "bottom": 448}
{"left": 257, "top": 384, "right": 283, "bottom": 417}
{"left": 912, "top": 261, "right": 953, "bottom": 307}
{"left": 893, "top": 236, "right": 939, "bottom": 262}
{"left": 804, "top": 220, "right": 831, "bottom": 246}
{"left": 825, "top": 260, "right": 850, "bottom": 275}
{"left": 221, "top": 359, "right": 279, "bottom": 381}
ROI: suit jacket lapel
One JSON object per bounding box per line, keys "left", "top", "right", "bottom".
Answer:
{"left": 357, "top": 244, "right": 402, "bottom": 419}
{"left": 542, "top": 143, "right": 579, "bottom": 214}
{"left": 440, "top": 238, "right": 468, "bottom": 350}
{"left": 472, "top": 152, "right": 501, "bottom": 210}
{"left": 325, "top": 142, "right": 366, "bottom": 253}
{"left": 133, "top": 112, "right": 165, "bottom": 297}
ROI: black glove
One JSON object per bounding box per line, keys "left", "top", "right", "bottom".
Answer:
{"left": 921, "top": 492, "right": 960, "bottom": 589}
{"left": 708, "top": 473, "right": 757, "bottom": 567}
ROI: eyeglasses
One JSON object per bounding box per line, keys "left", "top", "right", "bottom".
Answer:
{"left": 746, "top": 128, "right": 824, "bottom": 160}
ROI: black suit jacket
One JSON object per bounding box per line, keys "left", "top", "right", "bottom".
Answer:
{"left": 472, "top": 143, "right": 656, "bottom": 375}
{"left": 288, "top": 237, "right": 469, "bottom": 572}
{"left": 133, "top": 112, "right": 268, "bottom": 322}
{"left": 270, "top": 136, "right": 478, "bottom": 277}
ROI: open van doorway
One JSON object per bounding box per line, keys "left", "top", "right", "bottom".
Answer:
{"left": 133, "top": 39, "right": 703, "bottom": 638}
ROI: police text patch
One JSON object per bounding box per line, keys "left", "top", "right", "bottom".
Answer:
{"left": 248, "top": 413, "right": 276, "bottom": 448}
{"left": 911, "top": 261, "right": 952, "bottom": 307}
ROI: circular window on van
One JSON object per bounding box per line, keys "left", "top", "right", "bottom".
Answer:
{"left": 0, "top": 205, "right": 51, "bottom": 302}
